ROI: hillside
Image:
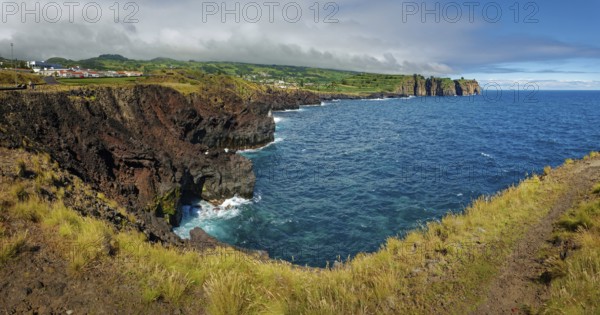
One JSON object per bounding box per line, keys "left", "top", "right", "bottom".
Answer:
{"left": 42, "top": 55, "right": 480, "bottom": 96}
{"left": 0, "top": 84, "right": 598, "bottom": 313}
{"left": 0, "top": 70, "right": 44, "bottom": 86}
{"left": 0, "top": 145, "right": 598, "bottom": 313}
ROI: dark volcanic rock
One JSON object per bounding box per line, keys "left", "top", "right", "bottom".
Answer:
{"left": 257, "top": 88, "right": 321, "bottom": 111}
{"left": 0, "top": 85, "right": 271, "bottom": 242}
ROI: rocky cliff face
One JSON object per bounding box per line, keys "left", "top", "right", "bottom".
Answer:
{"left": 395, "top": 76, "right": 481, "bottom": 97}
{"left": 0, "top": 79, "right": 481, "bottom": 244}
{"left": 454, "top": 80, "right": 481, "bottom": 96}
{"left": 0, "top": 85, "right": 285, "bottom": 243}
{"left": 256, "top": 88, "right": 321, "bottom": 111}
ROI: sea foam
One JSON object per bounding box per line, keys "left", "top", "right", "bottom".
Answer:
{"left": 174, "top": 196, "right": 252, "bottom": 239}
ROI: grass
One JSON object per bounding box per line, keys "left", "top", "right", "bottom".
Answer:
{"left": 0, "top": 231, "right": 28, "bottom": 264}
{"left": 66, "top": 165, "right": 563, "bottom": 312}
{"left": 542, "top": 185, "right": 600, "bottom": 314}
{"left": 0, "top": 149, "right": 597, "bottom": 313}
{"left": 36, "top": 55, "right": 474, "bottom": 97}
{"left": 593, "top": 183, "right": 600, "bottom": 194}
{"left": 0, "top": 70, "right": 45, "bottom": 86}
{"left": 57, "top": 77, "right": 140, "bottom": 86}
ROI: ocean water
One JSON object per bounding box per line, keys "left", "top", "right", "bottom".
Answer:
{"left": 175, "top": 91, "right": 600, "bottom": 267}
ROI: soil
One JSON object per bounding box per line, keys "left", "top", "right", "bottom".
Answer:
{"left": 473, "top": 158, "right": 600, "bottom": 314}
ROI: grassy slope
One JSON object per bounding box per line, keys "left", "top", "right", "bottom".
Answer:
{"left": 46, "top": 55, "right": 475, "bottom": 96}
{"left": 46, "top": 55, "right": 356, "bottom": 82}
{"left": 541, "top": 155, "right": 600, "bottom": 314}
{"left": 54, "top": 70, "right": 268, "bottom": 97}
{"left": 2, "top": 146, "right": 599, "bottom": 313}
{"left": 0, "top": 70, "right": 45, "bottom": 86}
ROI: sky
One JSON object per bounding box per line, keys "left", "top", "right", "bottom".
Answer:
{"left": 0, "top": 0, "right": 598, "bottom": 89}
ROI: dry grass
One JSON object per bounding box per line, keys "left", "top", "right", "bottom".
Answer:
{"left": 0, "top": 231, "right": 28, "bottom": 264}
{"left": 542, "top": 184, "right": 600, "bottom": 314}
{"left": 1, "top": 149, "right": 598, "bottom": 313}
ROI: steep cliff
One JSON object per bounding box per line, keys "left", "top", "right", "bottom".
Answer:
{"left": 257, "top": 88, "right": 321, "bottom": 111}
{"left": 455, "top": 79, "right": 482, "bottom": 96}
{"left": 0, "top": 85, "right": 285, "bottom": 243}
{"left": 394, "top": 76, "right": 481, "bottom": 97}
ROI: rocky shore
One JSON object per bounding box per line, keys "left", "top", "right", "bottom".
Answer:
{"left": 0, "top": 80, "right": 480, "bottom": 247}
{"left": 0, "top": 85, "right": 270, "bottom": 246}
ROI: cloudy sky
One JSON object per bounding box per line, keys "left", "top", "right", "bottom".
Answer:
{"left": 1, "top": 0, "right": 598, "bottom": 89}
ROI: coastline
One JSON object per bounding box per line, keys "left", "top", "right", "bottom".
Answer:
{"left": 1, "top": 146, "right": 597, "bottom": 313}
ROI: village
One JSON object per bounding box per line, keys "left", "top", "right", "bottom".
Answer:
{"left": 26, "top": 61, "right": 144, "bottom": 79}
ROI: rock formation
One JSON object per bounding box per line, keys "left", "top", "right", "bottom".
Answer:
{"left": 0, "top": 85, "right": 280, "bottom": 243}
{"left": 0, "top": 77, "right": 480, "bottom": 244}
{"left": 395, "top": 76, "right": 481, "bottom": 97}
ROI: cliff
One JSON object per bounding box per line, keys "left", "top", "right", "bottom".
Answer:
{"left": 0, "top": 77, "right": 480, "bottom": 242}
{"left": 257, "top": 88, "right": 321, "bottom": 111}
{"left": 394, "top": 75, "right": 481, "bottom": 97}
{"left": 0, "top": 85, "right": 285, "bottom": 243}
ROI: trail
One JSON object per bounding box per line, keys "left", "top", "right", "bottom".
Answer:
{"left": 473, "top": 158, "right": 600, "bottom": 314}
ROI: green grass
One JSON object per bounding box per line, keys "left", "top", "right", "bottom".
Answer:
{"left": 43, "top": 55, "right": 475, "bottom": 96}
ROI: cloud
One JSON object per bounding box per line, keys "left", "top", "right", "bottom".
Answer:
{"left": 0, "top": 0, "right": 598, "bottom": 79}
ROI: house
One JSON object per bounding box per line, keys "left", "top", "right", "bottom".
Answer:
{"left": 28, "top": 61, "right": 64, "bottom": 72}
{"left": 124, "top": 71, "right": 143, "bottom": 77}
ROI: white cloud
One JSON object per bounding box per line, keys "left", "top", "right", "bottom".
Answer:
{"left": 0, "top": 0, "right": 598, "bottom": 81}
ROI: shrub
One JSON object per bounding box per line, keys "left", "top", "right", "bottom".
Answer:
{"left": 0, "top": 231, "right": 28, "bottom": 264}
{"left": 565, "top": 158, "right": 574, "bottom": 165}
{"left": 14, "top": 159, "right": 27, "bottom": 178}
{"left": 593, "top": 183, "right": 600, "bottom": 194}
{"left": 10, "top": 197, "right": 47, "bottom": 222}
{"left": 10, "top": 183, "right": 29, "bottom": 202}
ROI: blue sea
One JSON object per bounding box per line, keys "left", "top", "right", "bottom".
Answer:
{"left": 175, "top": 91, "right": 600, "bottom": 267}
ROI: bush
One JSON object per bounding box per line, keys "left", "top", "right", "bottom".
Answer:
{"left": 10, "top": 183, "right": 29, "bottom": 202}
{"left": 10, "top": 197, "right": 47, "bottom": 222}
{"left": 14, "top": 159, "right": 27, "bottom": 178}
{"left": 565, "top": 158, "right": 575, "bottom": 165}
{"left": 593, "top": 183, "right": 600, "bottom": 194}
{"left": 0, "top": 231, "right": 28, "bottom": 264}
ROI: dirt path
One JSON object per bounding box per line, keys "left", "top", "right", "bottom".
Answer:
{"left": 473, "top": 159, "right": 600, "bottom": 314}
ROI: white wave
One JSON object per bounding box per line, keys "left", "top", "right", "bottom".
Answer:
{"left": 273, "top": 116, "right": 284, "bottom": 123}
{"left": 174, "top": 196, "right": 252, "bottom": 239}
{"left": 480, "top": 152, "right": 493, "bottom": 158}
{"left": 238, "top": 137, "right": 283, "bottom": 154}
